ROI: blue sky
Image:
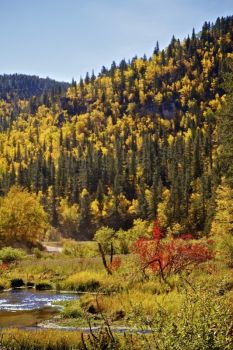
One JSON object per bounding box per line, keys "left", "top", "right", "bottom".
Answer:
{"left": 1, "top": 0, "right": 233, "bottom": 82}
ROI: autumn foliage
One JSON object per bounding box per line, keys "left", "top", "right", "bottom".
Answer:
{"left": 110, "top": 257, "right": 121, "bottom": 272}
{"left": 133, "top": 221, "right": 213, "bottom": 279}
{"left": 0, "top": 263, "right": 8, "bottom": 272}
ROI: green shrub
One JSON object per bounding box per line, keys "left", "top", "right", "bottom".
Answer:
{"left": 0, "top": 247, "right": 26, "bottom": 263}
{"left": 216, "top": 233, "right": 233, "bottom": 266}
{"left": 10, "top": 278, "right": 25, "bottom": 288}
{"left": 114, "top": 220, "right": 152, "bottom": 254}
{"left": 63, "top": 271, "right": 103, "bottom": 292}
{"left": 32, "top": 247, "right": 43, "bottom": 259}
{"left": 62, "top": 239, "right": 97, "bottom": 258}
{"left": 61, "top": 301, "right": 83, "bottom": 319}
{"left": 78, "top": 280, "right": 100, "bottom": 292}
{"left": 0, "top": 278, "right": 9, "bottom": 291}
{"left": 26, "top": 282, "right": 34, "bottom": 288}
{"left": 35, "top": 282, "right": 53, "bottom": 290}
{"left": 129, "top": 287, "right": 233, "bottom": 350}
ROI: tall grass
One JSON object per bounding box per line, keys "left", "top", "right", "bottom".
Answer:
{"left": 0, "top": 329, "right": 82, "bottom": 350}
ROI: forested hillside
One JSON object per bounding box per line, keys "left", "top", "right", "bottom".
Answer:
{"left": 0, "top": 16, "right": 233, "bottom": 240}
{"left": 0, "top": 74, "right": 69, "bottom": 100}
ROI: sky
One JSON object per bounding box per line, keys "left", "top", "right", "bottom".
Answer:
{"left": 0, "top": 0, "right": 233, "bottom": 82}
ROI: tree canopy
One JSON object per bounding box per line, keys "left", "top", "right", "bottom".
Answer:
{"left": 0, "top": 186, "right": 48, "bottom": 247}
{"left": 0, "top": 16, "right": 233, "bottom": 239}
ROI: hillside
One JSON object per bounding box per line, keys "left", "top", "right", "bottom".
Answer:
{"left": 0, "top": 74, "right": 69, "bottom": 100}
{"left": 0, "top": 16, "right": 233, "bottom": 240}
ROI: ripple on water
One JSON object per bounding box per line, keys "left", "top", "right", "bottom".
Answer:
{"left": 0, "top": 290, "right": 78, "bottom": 311}
{"left": 0, "top": 290, "right": 79, "bottom": 328}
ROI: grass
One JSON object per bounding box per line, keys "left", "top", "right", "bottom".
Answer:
{"left": 0, "top": 329, "right": 83, "bottom": 350}
{"left": 1, "top": 283, "right": 231, "bottom": 350}
{"left": 63, "top": 271, "right": 104, "bottom": 292}
{"left": 0, "top": 328, "right": 172, "bottom": 350}
{"left": 0, "top": 244, "right": 232, "bottom": 349}
{"left": 0, "top": 254, "right": 105, "bottom": 289}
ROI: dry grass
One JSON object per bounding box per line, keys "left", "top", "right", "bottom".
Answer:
{"left": 0, "top": 329, "right": 82, "bottom": 349}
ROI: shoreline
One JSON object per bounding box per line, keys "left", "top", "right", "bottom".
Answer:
{"left": 34, "top": 321, "right": 153, "bottom": 334}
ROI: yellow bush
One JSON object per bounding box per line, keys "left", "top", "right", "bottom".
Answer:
{"left": 63, "top": 271, "right": 104, "bottom": 291}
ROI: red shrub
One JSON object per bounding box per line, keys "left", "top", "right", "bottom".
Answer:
{"left": 110, "top": 257, "right": 121, "bottom": 271}
{"left": 0, "top": 263, "right": 9, "bottom": 271}
{"left": 153, "top": 221, "right": 162, "bottom": 240}
{"left": 133, "top": 221, "right": 213, "bottom": 279}
{"left": 179, "top": 233, "right": 193, "bottom": 240}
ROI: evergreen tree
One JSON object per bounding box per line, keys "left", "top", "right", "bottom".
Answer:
{"left": 218, "top": 60, "right": 233, "bottom": 188}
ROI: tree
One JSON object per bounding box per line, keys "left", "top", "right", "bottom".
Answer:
{"left": 94, "top": 226, "right": 117, "bottom": 275}
{"left": 0, "top": 186, "right": 48, "bottom": 247}
{"left": 157, "top": 189, "right": 171, "bottom": 231}
{"left": 211, "top": 181, "right": 233, "bottom": 264}
{"left": 78, "top": 188, "right": 92, "bottom": 239}
{"left": 94, "top": 226, "right": 116, "bottom": 253}
{"left": 0, "top": 17, "right": 232, "bottom": 238}
{"left": 58, "top": 198, "right": 80, "bottom": 237}
{"left": 211, "top": 181, "right": 233, "bottom": 236}
{"left": 217, "top": 59, "right": 233, "bottom": 188}
{"left": 153, "top": 41, "right": 160, "bottom": 55}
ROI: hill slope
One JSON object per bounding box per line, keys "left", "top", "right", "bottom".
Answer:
{"left": 0, "top": 16, "right": 233, "bottom": 239}
{"left": 0, "top": 74, "right": 69, "bottom": 100}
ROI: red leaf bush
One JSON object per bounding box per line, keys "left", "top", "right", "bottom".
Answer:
{"left": 110, "top": 257, "right": 121, "bottom": 271}
{"left": 0, "top": 263, "right": 9, "bottom": 271}
{"left": 133, "top": 221, "right": 213, "bottom": 279}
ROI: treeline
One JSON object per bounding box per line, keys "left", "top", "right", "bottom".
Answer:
{"left": 0, "top": 16, "right": 233, "bottom": 239}
{"left": 0, "top": 74, "right": 69, "bottom": 101}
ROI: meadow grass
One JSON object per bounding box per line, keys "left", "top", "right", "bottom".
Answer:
{"left": 0, "top": 329, "right": 83, "bottom": 350}
{"left": 0, "top": 245, "right": 232, "bottom": 349}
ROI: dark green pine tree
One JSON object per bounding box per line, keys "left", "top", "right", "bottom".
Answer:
{"left": 141, "top": 133, "right": 153, "bottom": 186}
{"left": 50, "top": 185, "right": 59, "bottom": 227}
{"left": 153, "top": 41, "right": 160, "bottom": 55}
{"left": 148, "top": 168, "right": 162, "bottom": 220}
{"left": 217, "top": 59, "right": 233, "bottom": 188}
{"left": 192, "top": 129, "right": 203, "bottom": 179}
{"left": 78, "top": 190, "right": 92, "bottom": 239}
{"left": 17, "top": 162, "right": 30, "bottom": 189}
{"left": 137, "top": 180, "right": 148, "bottom": 220}
{"left": 56, "top": 148, "right": 67, "bottom": 196}
{"left": 183, "top": 138, "right": 192, "bottom": 216}
{"left": 33, "top": 150, "right": 44, "bottom": 193}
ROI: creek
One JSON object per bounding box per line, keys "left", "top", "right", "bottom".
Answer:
{"left": 0, "top": 289, "right": 78, "bottom": 328}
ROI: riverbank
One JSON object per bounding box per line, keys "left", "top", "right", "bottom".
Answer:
{"left": 37, "top": 320, "right": 153, "bottom": 334}
{"left": 0, "top": 245, "right": 232, "bottom": 349}
{"left": 0, "top": 289, "right": 79, "bottom": 328}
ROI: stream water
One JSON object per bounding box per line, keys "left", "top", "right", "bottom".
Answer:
{"left": 0, "top": 290, "right": 79, "bottom": 328}
{"left": 0, "top": 290, "right": 153, "bottom": 334}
